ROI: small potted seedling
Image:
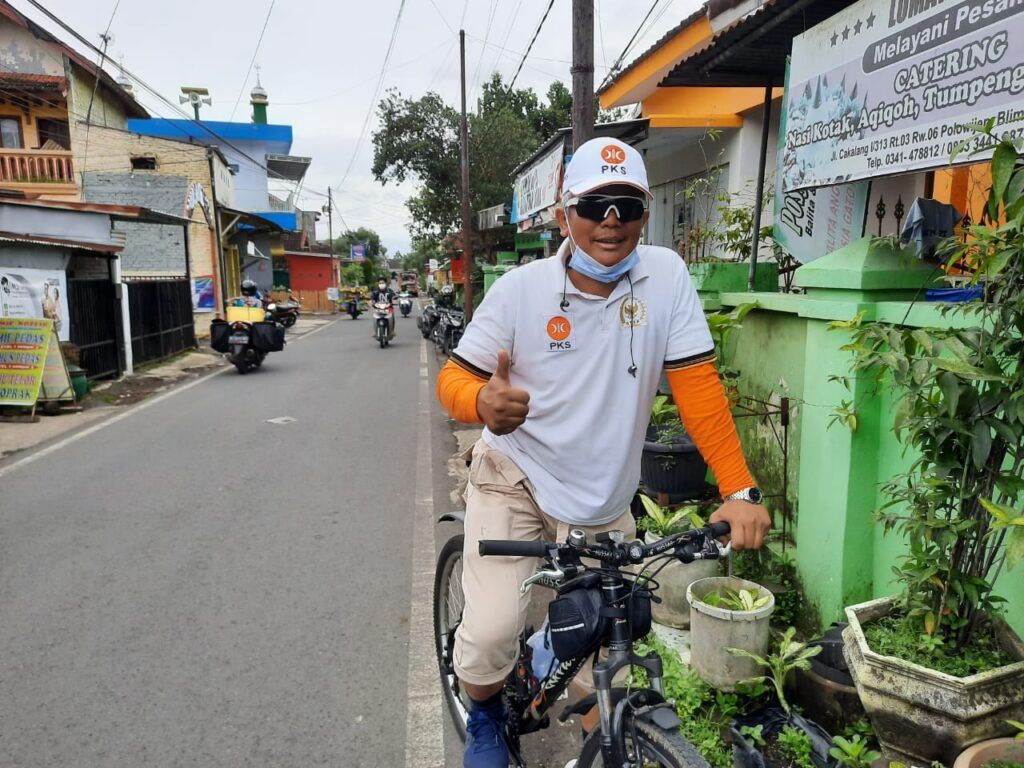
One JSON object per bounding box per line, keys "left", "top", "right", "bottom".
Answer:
{"left": 641, "top": 395, "right": 709, "bottom": 499}
{"left": 687, "top": 576, "right": 774, "bottom": 690}
{"left": 637, "top": 495, "right": 718, "bottom": 629}
{"left": 730, "top": 627, "right": 837, "bottom": 768}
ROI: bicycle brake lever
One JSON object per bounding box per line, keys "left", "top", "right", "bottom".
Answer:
{"left": 520, "top": 568, "right": 564, "bottom": 594}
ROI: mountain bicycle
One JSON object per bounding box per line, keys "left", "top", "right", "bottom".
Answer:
{"left": 433, "top": 517, "right": 731, "bottom": 767}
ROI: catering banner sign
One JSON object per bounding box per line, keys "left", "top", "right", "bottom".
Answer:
{"left": 513, "top": 143, "right": 564, "bottom": 223}
{"left": 782, "top": 0, "right": 1024, "bottom": 192}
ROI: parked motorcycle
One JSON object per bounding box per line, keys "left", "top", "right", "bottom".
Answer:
{"left": 372, "top": 300, "right": 394, "bottom": 348}
{"left": 265, "top": 296, "right": 300, "bottom": 328}
{"left": 210, "top": 312, "right": 285, "bottom": 374}
{"left": 435, "top": 305, "right": 465, "bottom": 356}
{"left": 418, "top": 301, "right": 440, "bottom": 339}
{"left": 398, "top": 292, "right": 413, "bottom": 318}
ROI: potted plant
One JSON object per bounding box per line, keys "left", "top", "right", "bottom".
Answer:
{"left": 641, "top": 395, "right": 709, "bottom": 499}
{"left": 687, "top": 575, "right": 774, "bottom": 690}
{"left": 730, "top": 627, "right": 837, "bottom": 768}
{"left": 839, "top": 129, "right": 1024, "bottom": 765}
{"left": 792, "top": 624, "right": 866, "bottom": 735}
{"left": 637, "top": 494, "right": 719, "bottom": 629}
{"left": 953, "top": 720, "right": 1024, "bottom": 768}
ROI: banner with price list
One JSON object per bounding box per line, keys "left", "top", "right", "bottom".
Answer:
{"left": 782, "top": 0, "right": 1024, "bottom": 192}
{"left": 0, "top": 318, "right": 73, "bottom": 407}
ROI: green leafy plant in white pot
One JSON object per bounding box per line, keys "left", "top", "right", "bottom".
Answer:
{"left": 637, "top": 494, "right": 719, "bottom": 629}
{"left": 839, "top": 127, "right": 1024, "bottom": 766}
{"left": 686, "top": 572, "right": 774, "bottom": 690}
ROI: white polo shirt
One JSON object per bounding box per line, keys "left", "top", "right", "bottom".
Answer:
{"left": 452, "top": 242, "right": 714, "bottom": 526}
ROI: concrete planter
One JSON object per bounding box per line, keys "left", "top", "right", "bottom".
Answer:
{"left": 843, "top": 596, "right": 1024, "bottom": 766}
{"left": 686, "top": 576, "right": 774, "bottom": 691}
{"left": 644, "top": 532, "right": 719, "bottom": 629}
{"left": 953, "top": 738, "right": 1024, "bottom": 768}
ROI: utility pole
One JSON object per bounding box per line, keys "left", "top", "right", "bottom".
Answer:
{"left": 459, "top": 29, "right": 474, "bottom": 320}
{"left": 571, "top": 0, "right": 595, "bottom": 150}
{"left": 325, "top": 187, "right": 336, "bottom": 287}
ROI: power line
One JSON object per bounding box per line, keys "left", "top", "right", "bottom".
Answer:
{"left": 503, "top": 0, "right": 557, "bottom": 97}
{"left": 228, "top": 0, "right": 276, "bottom": 121}
{"left": 470, "top": 0, "right": 498, "bottom": 98}
{"left": 599, "top": 0, "right": 662, "bottom": 92}
{"left": 425, "top": 0, "right": 454, "bottom": 34}
{"left": 333, "top": 0, "right": 407, "bottom": 192}
{"left": 80, "top": 0, "right": 122, "bottom": 192}
{"left": 21, "top": 0, "right": 302, "bottom": 188}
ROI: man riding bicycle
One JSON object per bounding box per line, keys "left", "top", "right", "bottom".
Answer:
{"left": 437, "top": 137, "right": 770, "bottom": 767}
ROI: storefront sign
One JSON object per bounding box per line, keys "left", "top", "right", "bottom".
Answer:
{"left": 513, "top": 143, "right": 564, "bottom": 223}
{"left": 775, "top": 59, "right": 870, "bottom": 262}
{"left": 451, "top": 257, "right": 464, "bottom": 283}
{"left": 350, "top": 244, "right": 366, "bottom": 261}
{"left": 0, "top": 267, "right": 70, "bottom": 341}
{"left": 783, "top": 0, "right": 1024, "bottom": 191}
{"left": 186, "top": 182, "right": 211, "bottom": 221}
{"left": 0, "top": 318, "right": 51, "bottom": 406}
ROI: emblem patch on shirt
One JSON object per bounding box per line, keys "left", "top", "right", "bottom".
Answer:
{"left": 619, "top": 297, "right": 648, "bottom": 329}
{"left": 545, "top": 314, "right": 574, "bottom": 351}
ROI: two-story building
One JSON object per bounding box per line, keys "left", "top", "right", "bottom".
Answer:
{"left": 128, "top": 81, "right": 311, "bottom": 297}
{"left": 0, "top": 1, "right": 148, "bottom": 200}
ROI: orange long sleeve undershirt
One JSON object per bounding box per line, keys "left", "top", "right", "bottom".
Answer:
{"left": 436, "top": 358, "right": 754, "bottom": 497}
{"left": 666, "top": 363, "right": 753, "bottom": 498}
{"left": 437, "top": 360, "right": 486, "bottom": 424}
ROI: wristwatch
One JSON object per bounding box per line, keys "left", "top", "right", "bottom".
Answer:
{"left": 726, "top": 487, "right": 764, "bottom": 505}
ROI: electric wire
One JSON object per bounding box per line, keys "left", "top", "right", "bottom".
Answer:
{"left": 426, "top": 0, "right": 454, "bottom": 35}
{"left": 228, "top": 0, "right": 276, "bottom": 121}
{"left": 598, "top": 0, "right": 662, "bottom": 92}
{"left": 470, "top": 0, "right": 498, "bottom": 99}
{"left": 80, "top": 0, "right": 122, "bottom": 193}
{"left": 333, "top": 0, "right": 408, "bottom": 192}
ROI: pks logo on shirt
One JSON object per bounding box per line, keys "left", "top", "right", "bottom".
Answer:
{"left": 601, "top": 144, "right": 628, "bottom": 176}
{"left": 545, "top": 315, "right": 574, "bottom": 351}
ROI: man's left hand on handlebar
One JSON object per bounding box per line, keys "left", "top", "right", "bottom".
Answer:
{"left": 710, "top": 500, "right": 771, "bottom": 550}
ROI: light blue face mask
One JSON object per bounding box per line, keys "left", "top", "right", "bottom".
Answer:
{"left": 568, "top": 244, "right": 639, "bottom": 282}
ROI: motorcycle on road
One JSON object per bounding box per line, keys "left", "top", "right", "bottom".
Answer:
{"left": 398, "top": 292, "right": 413, "bottom": 318}
{"left": 210, "top": 306, "right": 285, "bottom": 374}
{"left": 373, "top": 300, "right": 394, "bottom": 348}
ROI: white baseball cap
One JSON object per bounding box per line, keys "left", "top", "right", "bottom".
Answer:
{"left": 560, "top": 137, "right": 652, "bottom": 200}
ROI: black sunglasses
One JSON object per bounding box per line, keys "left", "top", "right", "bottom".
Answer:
{"left": 572, "top": 195, "right": 647, "bottom": 223}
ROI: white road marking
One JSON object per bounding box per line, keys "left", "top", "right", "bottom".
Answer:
{"left": 405, "top": 340, "right": 445, "bottom": 768}
{"left": 0, "top": 318, "right": 338, "bottom": 480}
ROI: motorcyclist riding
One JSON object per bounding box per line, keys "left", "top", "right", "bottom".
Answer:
{"left": 238, "top": 279, "right": 263, "bottom": 307}
{"left": 437, "top": 283, "right": 456, "bottom": 309}
{"left": 371, "top": 276, "right": 397, "bottom": 340}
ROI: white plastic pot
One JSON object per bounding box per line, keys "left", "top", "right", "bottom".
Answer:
{"left": 686, "top": 576, "right": 774, "bottom": 691}
{"left": 644, "top": 532, "right": 719, "bottom": 629}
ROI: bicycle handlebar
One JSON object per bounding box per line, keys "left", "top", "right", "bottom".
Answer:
{"left": 478, "top": 521, "right": 732, "bottom": 563}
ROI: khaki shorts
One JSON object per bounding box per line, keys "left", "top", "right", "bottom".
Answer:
{"left": 453, "top": 439, "right": 636, "bottom": 688}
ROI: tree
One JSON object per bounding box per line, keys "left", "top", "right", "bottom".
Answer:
{"left": 372, "top": 74, "right": 574, "bottom": 242}
{"left": 333, "top": 227, "right": 388, "bottom": 285}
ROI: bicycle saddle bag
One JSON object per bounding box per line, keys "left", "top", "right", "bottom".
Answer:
{"left": 548, "top": 586, "right": 604, "bottom": 660}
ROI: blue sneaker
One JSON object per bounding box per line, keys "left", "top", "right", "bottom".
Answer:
{"left": 463, "top": 701, "right": 509, "bottom": 768}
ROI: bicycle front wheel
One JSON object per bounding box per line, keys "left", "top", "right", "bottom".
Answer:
{"left": 433, "top": 533, "right": 471, "bottom": 741}
{"left": 576, "top": 717, "right": 709, "bottom": 768}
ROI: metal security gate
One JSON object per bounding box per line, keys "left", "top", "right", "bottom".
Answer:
{"left": 68, "top": 278, "right": 122, "bottom": 380}
{"left": 127, "top": 280, "right": 196, "bottom": 365}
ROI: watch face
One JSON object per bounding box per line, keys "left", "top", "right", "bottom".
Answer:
{"left": 748, "top": 487, "right": 763, "bottom": 504}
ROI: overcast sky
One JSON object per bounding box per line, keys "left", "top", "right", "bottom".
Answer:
{"left": 19, "top": 0, "right": 702, "bottom": 254}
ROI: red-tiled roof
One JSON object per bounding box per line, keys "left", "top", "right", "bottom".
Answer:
{"left": 0, "top": 72, "right": 66, "bottom": 90}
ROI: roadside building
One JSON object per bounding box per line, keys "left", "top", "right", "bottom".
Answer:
{"left": 75, "top": 124, "right": 236, "bottom": 337}
{"left": 128, "top": 80, "right": 311, "bottom": 297}
{"left": 0, "top": 1, "right": 148, "bottom": 200}
{"left": 0, "top": 198, "right": 192, "bottom": 379}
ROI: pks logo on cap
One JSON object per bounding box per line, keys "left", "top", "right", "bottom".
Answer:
{"left": 601, "top": 145, "right": 626, "bottom": 165}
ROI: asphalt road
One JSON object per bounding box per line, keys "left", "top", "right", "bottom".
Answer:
{"left": 0, "top": 316, "right": 428, "bottom": 767}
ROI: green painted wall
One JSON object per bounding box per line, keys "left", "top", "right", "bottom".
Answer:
{"left": 729, "top": 310, "right": 805, "bottom": 531}
{"left": 712, "top": 241, "right": 1024, "bottom": 638}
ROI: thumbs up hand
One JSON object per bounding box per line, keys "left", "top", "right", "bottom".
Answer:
{"left": 477, "top": 349, "right": 530, "bottom": 435}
